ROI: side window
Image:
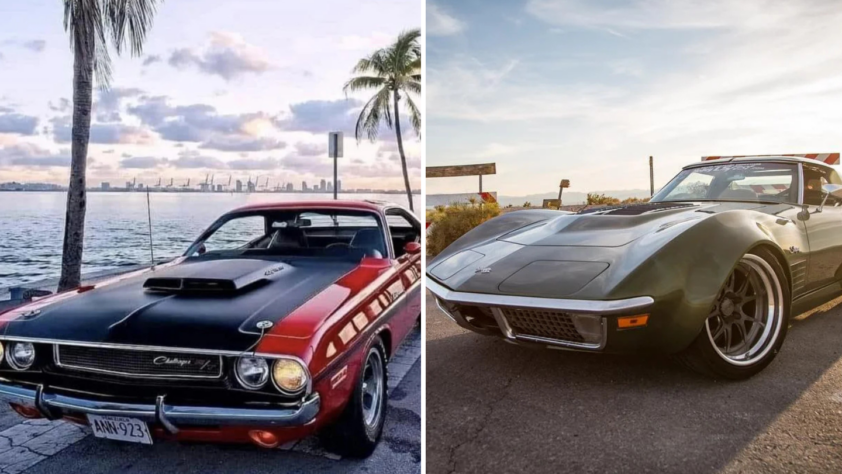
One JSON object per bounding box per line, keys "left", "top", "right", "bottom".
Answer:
{"left": 202, "top": 216, "right": 266, "bottom": 253}
{"left": 804, "top": 166, "right": 831, "bottom": 206}
{"left": 386, "top": 209, "right": 420, "bottom": 257}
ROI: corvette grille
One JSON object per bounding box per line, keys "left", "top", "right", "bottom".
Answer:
{"left": 499, "top": 308, "right": 585, "bottom": 343}
{"left": 55, "top": 345, "right": 224, "bottom": 379}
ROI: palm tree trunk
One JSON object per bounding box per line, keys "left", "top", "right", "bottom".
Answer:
{"left": 57, "top": 34, "right": 94, "bottom": 292}
{"left": 392, "top": 90, "right": 414, "bottom": 212}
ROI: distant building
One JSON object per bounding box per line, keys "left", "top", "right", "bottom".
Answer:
{"left": 216, "top": 184, "right": 223, "bottom": 192}
{"left": 301, "top": 181, "right": 308, "bottom": 192}
{"left": 286, "top": 183, "right": 293, "bottom": 191}
{"left": 199, "top": 183, "right": 210, "bottom": 192}
{"left": 236, "top": 180, "right": 243, "bottom": 193}
{"left": 125, "top": 181, "right": 134, "bottom": 190}
{"left": 101, "top": 182, "right": 110, "bottom": 190}
{"left": 320, "top": 179, "right": 326, "bottom": 191}
{"left": 327, "top": 181, "right": 333, "bottom": 192}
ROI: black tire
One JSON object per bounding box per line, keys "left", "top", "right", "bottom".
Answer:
{"left": 677, "top": 247, "right": 790, "bottom": 380}
{"left": 319, "top": 336, "right": 388, "bottom": 458}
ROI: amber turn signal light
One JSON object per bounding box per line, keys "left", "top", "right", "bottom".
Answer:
{"left": 617, "top": 314, "right": 649, "bottom": 329}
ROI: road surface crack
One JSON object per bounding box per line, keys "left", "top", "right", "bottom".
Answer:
{"left": 444, "top": 351, "right": 536, "bottom": 474}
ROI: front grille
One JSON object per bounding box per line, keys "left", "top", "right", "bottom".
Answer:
{"left": 500, "top": 307, "right": 585, "bottom": 343}
{"left": 55, "top": 345, "right": 224, "bottom": 379}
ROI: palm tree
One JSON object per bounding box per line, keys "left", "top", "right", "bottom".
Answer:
{"left": 344, "top": 28, "right": 421, "bottom": 212}
{"left": 57, "top": 0, "right": 159, "bottom": 291}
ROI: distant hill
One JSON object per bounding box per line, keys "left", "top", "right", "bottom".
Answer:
{"left": 497, "top": 189, "right": 652, "bottom": 206}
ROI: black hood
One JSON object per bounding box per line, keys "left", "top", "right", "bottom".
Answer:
{"left": 2, "top": 258, "right": 357, "bottom": 351}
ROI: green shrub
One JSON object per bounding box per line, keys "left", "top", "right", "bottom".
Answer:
{"left": 586, "top": 193, "right": 621, "bottom": 205}
{"left": 427, "top": 201, "right": 500, "bottom": 256}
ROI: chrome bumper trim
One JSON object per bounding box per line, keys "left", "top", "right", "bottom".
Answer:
{"left": 0, "top": 382, "right": 320, "bottom": 433}
{"left": 425, "top": 276, "right": 654, "bottom": 314}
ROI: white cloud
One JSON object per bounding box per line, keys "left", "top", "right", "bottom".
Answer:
{"left": 428, "top": 4, "right": 466, "bottom": 36}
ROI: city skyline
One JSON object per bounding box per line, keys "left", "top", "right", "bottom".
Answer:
{"left": 0, "top": 0, "right": 422, "bottom": 191}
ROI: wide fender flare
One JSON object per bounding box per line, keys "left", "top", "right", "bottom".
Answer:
{"left": 610, "top": 210, "right": 793, "bottom": 344}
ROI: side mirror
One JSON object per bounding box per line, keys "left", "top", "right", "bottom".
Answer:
{"left": 818, "top": 184, "right": 842, "bottom": 213}
{"left": 198, "top": 243, "right": 207, "bottom": 255}
{"left": 404, "top": 242, "right": 421, "bottom": 255}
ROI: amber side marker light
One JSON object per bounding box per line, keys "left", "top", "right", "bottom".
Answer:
{"left": 10, "top": 403, "right": 42, "bottom": 419}
{"left": 617, "top": 314, "right": 649, "bottom": 329}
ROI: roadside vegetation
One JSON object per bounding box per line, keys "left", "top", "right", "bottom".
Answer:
{"left": 586, "top": 193, "right": 650, "bottom": 205}
{"left": 426, "top": 199, "right": 500, "bottom": 256}
{"left": 345, "top": 29, "right": 421, "bottom": 211}
{"left": 58, "top": 0, "right": 161, "bottom": 292}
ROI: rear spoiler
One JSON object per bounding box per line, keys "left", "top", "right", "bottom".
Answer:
{"left": 702, "top": 153, "right": 840, "bottom": 165}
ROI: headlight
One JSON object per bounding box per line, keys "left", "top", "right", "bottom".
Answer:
{"left": 272, "top": 359, "right": 308, "bottom": 394}
{"left": 570, "top": 314, "right": 604, "bottom": 344}
{"left": 6, "top": 342, "right": 35, "bottom": 371}
{"left": 235, "top": 357, "right": 269, "bottom": 390}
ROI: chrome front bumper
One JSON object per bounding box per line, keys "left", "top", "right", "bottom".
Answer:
{"left": 0, "top": 381, "right": 320, "bottom": 434}
{"left": 426, "top": 276, "right": 654, "bottom": 351}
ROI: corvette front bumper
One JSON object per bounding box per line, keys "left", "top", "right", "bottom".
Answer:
{"left": 0, "top": 381, "right": 320, "bottom": 434}
{"left": 426, "top": 276, "right": 655, "bottom": 351}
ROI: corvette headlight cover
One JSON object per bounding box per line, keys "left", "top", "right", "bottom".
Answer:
{"left": 272, "top": 359, "right": 308, "bottom": 394}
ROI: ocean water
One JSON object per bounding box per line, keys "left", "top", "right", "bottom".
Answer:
{"left": 0, "top": 191, "right": 420, "bottom": 290}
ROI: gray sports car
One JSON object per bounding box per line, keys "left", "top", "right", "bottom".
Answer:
{"left": 426, "top": 154, "right": 842, "bottom": 379}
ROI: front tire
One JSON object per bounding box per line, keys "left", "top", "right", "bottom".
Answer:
{"left": 678, "top": 248, "right": 789, "bottom": 379}
{"left": 319, "top": 336, "right": 388, "bottom": 458}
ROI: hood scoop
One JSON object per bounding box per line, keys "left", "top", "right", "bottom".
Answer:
{"left": 577, "top": 202, "right": 696, "bottom": 216}
{"left": 143, "top": 259, "right": 289, "bottom": 294}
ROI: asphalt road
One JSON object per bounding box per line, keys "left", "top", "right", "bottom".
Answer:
{"left": 426, "top": 291, "right": 842, "bottom": 474}
{"left": 0, "top": 330, "right": 421, "bottom": 474}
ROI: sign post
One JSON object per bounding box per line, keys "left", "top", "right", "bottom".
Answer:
{"left": 557, "top": 179, "right": 570, "bottom": 209}
{"left": 649, "top": 156, "right": 654, "bottom": 197}
{"left": 328, "top": 132, "right": 343, "bottom": 200}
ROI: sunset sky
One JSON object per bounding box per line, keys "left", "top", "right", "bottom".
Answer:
{"left": 426, "top": 0, "right": 842, "bottom": 197}
{"left": 0, "top": 0, "right": 421, "bottom": 191}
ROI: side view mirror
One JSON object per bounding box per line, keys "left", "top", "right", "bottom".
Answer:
{"left": 198, "top": 243, "right": 207, "bottom": 255}
{"left": 817, "top": 184, "right": 842, "bottom": 213}
{"left": 404, "top": 242, "right": 421, "bottom": 255}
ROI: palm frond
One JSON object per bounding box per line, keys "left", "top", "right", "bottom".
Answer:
{"left": 403, "top": 94, "right": 422, "bottom": 138}
{"left": 343, "top": 76, "right": 387, "bottom": 96}
{"left": 105, "top": 0, "right": 159, "bottom": 56}
{"left": 402, "top": 79, "right": 421, "bottom": 96}
{"left": 354, "top": 86, "right": 392, "bottom": 142}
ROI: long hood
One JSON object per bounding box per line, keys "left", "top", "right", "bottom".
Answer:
{"left": 428, "top": 201, "right": 794, "bottom": 300}
{"left": 1, "top": 258, "right": 357, "bottom": 351}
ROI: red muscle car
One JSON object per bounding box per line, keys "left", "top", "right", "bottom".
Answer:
{"left": 0, "top": 200, "right": 421, "bottom": 457}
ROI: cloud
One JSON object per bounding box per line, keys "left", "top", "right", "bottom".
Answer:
{"left": 275, "top": 99, "right": 362, "bottom": 134}
{"left": 167, "top": 32, "right": 272, "bottom": 81}
{"left": 294, "top": 142, "right": 327, "bottom": 156}
{"left": 51, "top": 116, "right": 155, "bottom": 145}
{"left": 170, "top": 150, "right": 226, "bottom": 169}
{"left": 199, "top": 136, "right": 286, "bottom": 152}
{"left": 428, "top": 4, "right": 466, "bottom": 36}
{"left": 96, "top": 87, "right": 143, "bottom": 122}
{"left": 48, "top": 98, "right": 71, "bottom": 113}
{"left": 120, "top": 156, "right": 166, "bottom": 169}
{"left": 128, "top": 95, "right": 276, "bottom": 149}
{"left": 227, "top": 157, "right": 281, "bottom": 170}
{"left": 142, "top": 54, "right": 162, "bottom": 66}
{"left": 2, "top": 39, "right": 46, "bottom": 53}
{"left": 0, "top": 111, "right": 38, "bottom": 135}
{"left": 0, "top": 143, "right": 69, "bottom": 167}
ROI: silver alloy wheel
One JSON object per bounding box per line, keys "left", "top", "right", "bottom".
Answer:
{"left": 705, "top": 254, "right": 784, "bottom": 366}
{"left": 361, "top": 347, "right": 384, "bottom": 428}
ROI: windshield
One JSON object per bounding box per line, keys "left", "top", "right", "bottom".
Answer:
{"left": 185, "top": 208, "right": 389, "bottom": 260}
{"left": 651, "top": 162, "right": 799, "bottom": 204}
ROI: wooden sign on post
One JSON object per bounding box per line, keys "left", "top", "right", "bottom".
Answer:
{"left": 328, "top": 132, "right": 343, "bottom": 200}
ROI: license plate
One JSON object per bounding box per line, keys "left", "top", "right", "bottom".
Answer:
{"left": 88, "top": 415, "right": 153, "bottom": 445}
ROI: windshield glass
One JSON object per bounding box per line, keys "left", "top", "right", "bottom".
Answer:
{"left": 186, "top": 208, "right": 388, "bottom": 260}
{"left": 651, "top": 162, "right": 799, "bottom": 204}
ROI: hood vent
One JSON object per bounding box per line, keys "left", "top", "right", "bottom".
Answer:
{"left": 577, "top": 202, "right": 696, "bottom": 216}
{"left": 143, "top": 260, "right": 288, "bottom": 294}
{"left": 144, "top": 277, "right": 250, "bottom": 293}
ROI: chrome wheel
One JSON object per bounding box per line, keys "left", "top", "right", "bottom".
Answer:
{"left": 361, "top": 348, "right": 384, "bottom": 428}
{"left": 705, "top": 254, "right": 784, "bottom": 366}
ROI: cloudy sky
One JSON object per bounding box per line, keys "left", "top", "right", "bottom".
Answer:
{"left": 427, "top": 0, "right": 842, "bottom": 196}
{"left": 0, "top": 0, "right": 421, "bottom": 191}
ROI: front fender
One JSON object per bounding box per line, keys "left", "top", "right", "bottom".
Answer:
{"left": 604, "top": 210, "right": 800, "bottom": 353}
